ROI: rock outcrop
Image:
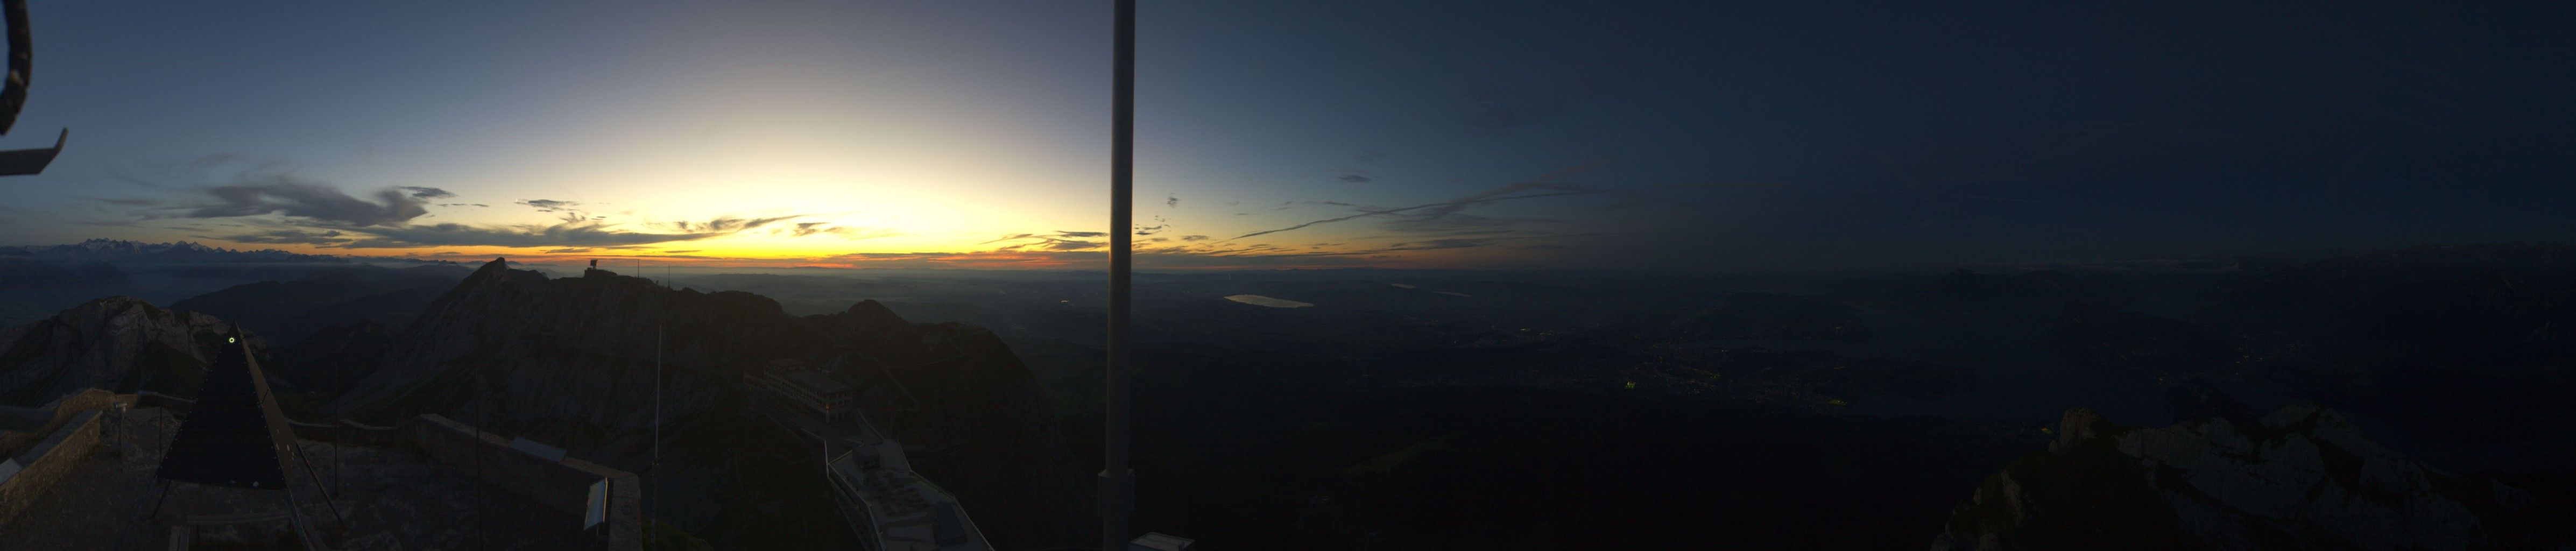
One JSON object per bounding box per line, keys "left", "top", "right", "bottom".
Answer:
{"left": 170, "top": 263, "right": 470, "bottom": 345}
{"left": 320, "top": 259, "right": 1091, "bottom": 548}
{"left": 325, "top": 260, "right": 823, "bottom": 430}
{"left": 806, "top": 301, "right": 1094, "bottom": 547}
{"left": 1933, "top": 404, "right": 2575, "bottom": 550}
{"left": 0, "top": 297, "right": 267, "bottom": 406}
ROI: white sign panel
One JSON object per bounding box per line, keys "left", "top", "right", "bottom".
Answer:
{"left": 584, "top": 477, "right": 609, "bottom": 529}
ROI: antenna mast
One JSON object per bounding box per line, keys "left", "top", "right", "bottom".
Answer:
{"left": 652, "top": 304, "right": 663, "bottom": 540}
{"left": 1102, "top": 0, "right": 1138, "bottom": 548}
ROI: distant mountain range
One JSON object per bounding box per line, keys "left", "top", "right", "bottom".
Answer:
{"left": 0, "top": 238, "right": 348, "bottom": 264}
{"left": 0, "top": 239, "right": 461, "bottom": 327}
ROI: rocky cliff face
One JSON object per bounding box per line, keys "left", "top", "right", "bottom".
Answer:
{"left": 0, "top": 296, "right": 267, "bottom": 406}
{"left": 323, "top": 259, "right": 825, "bottom": 439}
{"left": 170, "top": 264, "right": 469, "bottom": 345}
{"left": 321, "top": 259, "right": 1091, "bottom": 549}
{"left": 806, "top": 301, "right": 1095, "bottom": 548}
{"left": 1933, "top": 404, "right": 2575, "bottom": 550}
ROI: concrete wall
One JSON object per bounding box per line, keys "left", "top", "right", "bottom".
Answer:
{"left": 0, "top": 389, "right": 123, "bottom": 458}
{"left": 406, "top": 414, "right": 641, "bottom": 550}
{"left": 3, "top": 390, "right": 643, "bottom": 550}
{"left": 0, "top": 411, "right": 100, "bottom": 527}
{"left": 0, "top": 390, "right": 125, "bottom": 527}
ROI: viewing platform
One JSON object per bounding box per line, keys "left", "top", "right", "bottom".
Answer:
{"left": 0, "top": 390, "right": 641, "bottom": 550}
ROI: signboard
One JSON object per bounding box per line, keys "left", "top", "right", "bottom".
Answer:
{"left": 584, "top": 477, "right": 609, "bottom": 529}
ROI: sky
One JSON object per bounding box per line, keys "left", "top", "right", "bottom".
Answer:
{"left": 1, "top": 1, "right": 2571, "bottom": 271}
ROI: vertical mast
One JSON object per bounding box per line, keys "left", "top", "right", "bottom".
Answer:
{"left": 1101, "top": 0, "right": 1138, "bottom": 548}
{"left": 652, "top": 318, "right": 662, "bottom": 539}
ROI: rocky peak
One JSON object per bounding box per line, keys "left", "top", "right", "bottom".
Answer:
{"left": 328, "top": 258, "right": 825, "bottom": 424}
{"left": 2048, "top": 407, "right": 2112, "bottom": 453}
{"left": 1936, "top": 403, "right": 2574, "bottom": 550}
{"left": 845, "top": 299, "right": 908, "bottom": 327}
{"left": 0, "top": 296, "right": 265, "bottom": 406}
{"left": 463, "top": 257, "right": 537, "bottom": 285}
{"left": 305, "top": 263, "right": 1090, "bottom": 547}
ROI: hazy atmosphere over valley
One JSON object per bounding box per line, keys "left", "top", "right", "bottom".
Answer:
{"left": 3, "top": 1, "right": 2575, "bottom": 550}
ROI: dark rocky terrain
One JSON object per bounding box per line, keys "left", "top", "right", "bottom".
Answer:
{"left": 2051, "top": 244, "right": 2576, "bottom": 472}
{"left": 317, "top": 259, "right": 1092, "bottom": 550}
{"left": 8, "top": 241, "right": 2576, "bottom": 549}
{"left": 169, "top": 263, "right": 470, "bottom": 345}
{"left": 1935, "top": 404, "right": 2576, "bottom": 550}
{"left": 0, "top": 296, "right": 269, "bottom": 406}
{"left": 0, "top": 255, "right": 1095, "bottom": 550}
{"left": 0, "top": 239, "right": 448, "bottom": 327}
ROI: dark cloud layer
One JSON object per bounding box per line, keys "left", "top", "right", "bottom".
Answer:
{"left": 201, "top": 228, "right": 352, "bottom": 245}
{"left": 982, "top": 231, "right": 1106, "bottom": 251}
{"left": 333, "top": 219, "right": 732, "bottom": 249}
{"left": 517, "top": 199, "right": 582, "bottom": 213}
{"left": 665, "top": 216, "right": 796, "bottom": 233}
{"left": 396, "top": 186, "right": 455, "bottom": 200}
{"left": 182, "top": 177, "right": 430, "bottom": 227}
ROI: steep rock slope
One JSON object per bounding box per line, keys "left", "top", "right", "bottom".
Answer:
{"left": 1933, "top": 404, "right": 2574, "bottom": 550}
{"left": 170, "top": 263, "right": 470, "bottom": 345}
{"left": 0, "top": 296, "right": 268, "bottom": 405}
{"left": 321, "top": 259, "right": 1090, "bottom": 549}
{"left": 326, "top": 259, "right": 828, "bottom": 448}
{"left": 805, "top": 300, "right": 1093, "bottom": 547}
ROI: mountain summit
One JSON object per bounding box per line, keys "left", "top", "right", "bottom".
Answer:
{"left": 1934, "top": 404, "right": 2575, "bottom": 550}
{"left": 0, "top": 296, "right": 266, "bottom": 406}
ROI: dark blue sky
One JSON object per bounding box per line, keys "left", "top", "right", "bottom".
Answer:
{"left": 3, "top": 1, "right": 2570, "bottom": 270}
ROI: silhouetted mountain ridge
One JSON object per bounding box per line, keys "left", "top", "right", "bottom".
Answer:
{"left": 169, "top": 263, "right": 471, "bottom": 345}
{"left": 317, "top": 258, "right": 1090, "bottom": 549}
{"left": 0, "top": 296, "right": 270, "bottom": 406}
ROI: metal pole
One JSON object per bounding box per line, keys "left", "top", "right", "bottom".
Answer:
{"left": 289, "top": 441, "right": 349, "bottom": 532}
{"left": 1100, "top": 0, "right": 1137, "bottom": 549}
{"left": 652, "top": 324, "right": 662, "bottom": 548}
